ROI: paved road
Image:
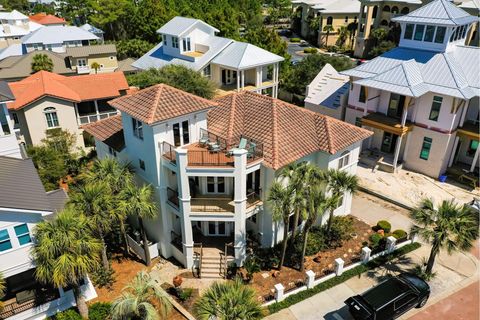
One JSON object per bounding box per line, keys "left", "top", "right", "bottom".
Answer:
{"left": 264, "top": 192, "right": 479, "bottom": 320}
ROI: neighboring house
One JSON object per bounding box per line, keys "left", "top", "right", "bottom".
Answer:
{"left": 341, "top": 0, "right": 479, "bottom": 178}
{"left": 133, "top": 16, "right": 284, "bottom": 97}
{"left": 292, "top": 0, "right": 360, "bottom": 47}
{"left": 305, "top": 63, "right": 350, "bottom": 119}
{"left": 28, "top": 13, "right": 66, "bottom": 26}
{"left": 0, "top": 81, "right": 22, "bottom": 158}
{"left": 0, "top": 10, "right": 42, "bottom": 49}
{"left": 21, "top": 25, "right": 98, "bottom": 54}
{"left": 353, "top": 0, "right": 479, "bottom": 57}
{"left": 65, "top": 44, "right": 119, "bottom": 74}
{"left": 84, "top": 84, "right": 372, "bottom": 270}
{"left": 6, "top": 71, "right": 129, "bottom": 148}
{"left": 0, "top": 155, "right": 97, "bottom": 320}
{"left": 79, "top": 23, "right": 105, "bottom": 43}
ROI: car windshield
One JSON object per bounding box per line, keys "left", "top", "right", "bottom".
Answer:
{"left": 399, "top": 274, "right": 429, "bottom": 292}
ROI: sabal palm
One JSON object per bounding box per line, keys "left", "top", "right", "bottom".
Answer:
{"left": 31, "top": 53, "right": 53, "bottom": 72}
{"left": 267, "top": 181, "right": 293, "bottom": 270}
{"left": 410, "top": 199, "right": 479, "bottom": 274}
{"left": 83, "top": 158, "right": 133, "bottom": 255}
{"left": 325, "top": 169, "right": 358, "bottom": 233}
{"left": 111, "top": 271, "right": 170, "bottom": 320}
{"left": 120, "top": 184, "right": 158, "bottom": 265}
{"left": 69, "top": 182, "right": 114, "bottom": 271}
{"left": 194, "top": 278, "right": 262, "bottom": 320}
{"left": 32, "top": 209, "right": 101, "bottom": 318}
{"left": 323, "top": 25, "right": 334, "bottom": 47}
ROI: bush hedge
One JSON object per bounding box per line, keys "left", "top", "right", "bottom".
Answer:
{"left": 290, "top": 37, "right": 301, "bottom": 42}
{"left": 53, "top": 309, "right": 83, "bottom": 320}
{"left": 267, "top": 242, "right": 421, "bottom": 315}
{"left": 392, "top": 229, "right": 407, "bottom": 240}
{"left": 369, "top": 233, "right": 382, "bottom": 247}
{"left": 89, "top": 302, "right": 112, "bottom": 320}
{"left": 303, "top": 47, "right": 318, "bottom": 54}
{"left": 376, "top": 220, "right": 392, "bottom": 233}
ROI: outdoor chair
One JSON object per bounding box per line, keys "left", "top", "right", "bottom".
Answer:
{"left": 199, "top": 134, "right": 209, "bottom": 147}
{"left": 226, "top": 137, "right": 248, "bottom": 156}
{"left": 208, "top": 140, "right": 221, "bottom": 152}
{"left": 247, "top": 142, "right": 257, "bottom": 159}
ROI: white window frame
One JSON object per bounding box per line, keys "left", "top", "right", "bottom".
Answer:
{"left": 338, "top": 151, "right": 350, "bottom": 169}
{"left": 0, "top": 228, "right": 12, "bottom": 252}
{"left": 132, "top": 117, "right": 144, "bottom": 140}
{"left": 108, "top": 146, "right": 117, "bottom": 157}
{"left": 172, "top": 36, "right": 179, "bottom": 48}
{"left": 206, "top": 176, "right": 226, "bottom": 194}
{"left": 14, "top": 223, "right": 32, "bottom": 247}
{"left": 77, "top": 58, "right": 87, "bottom": 67}
{"left": 162, "top": 34, "right": 168, "bottom": 46}
{"left": 44, "top": 107, "right": 59, "bottom": 128}
{"left": 182, "top": 37, "right": 191, "bottom": 52}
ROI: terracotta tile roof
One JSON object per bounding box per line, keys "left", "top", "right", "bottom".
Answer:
{"left": 82, "top": 115, "right": 125, "bottom": 151}
{"left": 209, "top": 91, "right": 372, "bottom": 170}
{"left": 29, "top": 13, "right": 65, "bottom": 25}
{"left": 7, "top": 71, "right": 129, "bottom": 110}
{"left": 109, "top": 84, "right": 217, "bottom": 125}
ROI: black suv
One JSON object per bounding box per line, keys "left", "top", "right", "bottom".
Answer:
{"left": 345, "top": 273, "right": 430, "bottom": 320}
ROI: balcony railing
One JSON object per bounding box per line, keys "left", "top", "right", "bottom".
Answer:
{"left": 246, "top": 191, "right": 262, "bottom": 208}
{"left": 167, "top": 187, "right": 179, "bottom": 209}
{"left": 0, "top": 288, "right": 60, "bottom": 319}
{"left": 162, "top": 141, "right": 176, "bottom": 163}
{"left": 187, "top": 150, "right": 235, "bottom": 167}
{"left": 77, "top": 65, "right": 91, "bottom": 74}
{"left": 171, "top": 230, "right": 183, "bottom": 253}
{"left": 78, "top": 111, "right": 117, "bottom": 125}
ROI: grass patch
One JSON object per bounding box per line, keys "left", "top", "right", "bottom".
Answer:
{"left": 266, "top": 242, "right": 421, "bottom": 315}
{"left": 303, "top": 48, "right": 318, "bottom": 54}
{"left": 290, "top": 37, "right": 301, "bottom": 43}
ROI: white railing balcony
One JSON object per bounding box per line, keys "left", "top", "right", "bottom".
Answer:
{"left": 77, "top": 66, "right": 91, "bottom": 74}
{"left": 78, "top": 111, "right": 118, "bottom": 125}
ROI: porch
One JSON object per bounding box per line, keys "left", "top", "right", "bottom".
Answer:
{"left": 75, "top": 99, "right": 118, "bottom": 125}
{"left": 190, "top": 192, "right": 262, "bottom": 214}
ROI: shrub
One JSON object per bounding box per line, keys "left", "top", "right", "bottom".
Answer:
{"left": 303, "top": 47, "right": 317, "bottom": 54}
{"left": 369, "top": 233, "right": 382, "bottom": 248}
{"left": 392, "top": 229, "right": 407, "bottom": 240}
{"left": 295, "top": 227, "right": 328, "bottom": 256}
{"left": 290, "top": 37, "right": 301, "bottom": 42}
{"left": 376, "top": 220, "right": 392, "bottom": 233}
{"left": 89, "top": 302, "right": 112, "bottom": 320}
{"left": 178, "top": 288, "right": 194, "bottom": 302}
{"left": 91, "top": 266, "right": 115, "bottom": 288}
{"left": 244, "top": 256, "right": 261, "bottom": 281}
{"left": 55, "top": 309, "right": 82, "bottom": 320}
{"left": 326, "top": 216, "right": 355, "bottom": 248}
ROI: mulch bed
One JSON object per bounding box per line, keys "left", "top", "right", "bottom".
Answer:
{"left": 161, "top": 283, "right": 199, "bottom": 315}
{"left": 249, "top": 216, "right": 372, "bottom": 302}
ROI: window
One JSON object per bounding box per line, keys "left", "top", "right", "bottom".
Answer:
{"left": 391, "top": 6, "right": 399, "bottom": 13}
{"left": 207, "top": 176, "right": 215, "bottom": 193}
{"left": 173, "top": 120, "right": 189, "bottom": 146}
{"left": 338, "top": 151, "right": 350, "bottom": 169}
{"left": 206, "top": 177, "right": 225, "bottom": 193}
{"left": 326, "top": 16, "right": 333, "bottom": 25}
{"left": 77, "top": 58, "right": 87, "bottom": 67}
{"left": 108, "top": 146, "right": 117, "bottom": 157}
{"left": 355, "top": 117, "right": 362, "bottom": 127}
{"left": 394, "top": 293, "right": 416, "bottom": 310}
{"left": 336, "top": 195, "right": 344, "bottom": 208}
{"left": 401, "top": 7, "right": 409, "bottom": 14}
{"left": 162, "top": 34, "right": 168, "bottom": 46}
{"left": 382, "top": 5, "right": 390, "bottom": 12}
{"left": 202, "top": 64, "right": 211, "bottom": 78}
{"left": 359, "top": 86, "right": 367, "bottom": 103}
{"left": 435, "top": 26, "right": 446, "bottom": 43}
{"left": 12, "top": 112, "right": 19, "bottom": 125}
{"left": 172, "top": 36, "right": 179, "bottom": 48}
{"left": 424, "top": 25, "right": 435, "bottom": 42}
{"left": 0, "top": 229, "right": 12, "bottom": 252}
{"left": 414, "top": 24, "right": 425, "bottom": 41}
{"left": 450, "top": 27, "right": 457, "bottom": 41}
{"left": 45, "top": 44, "right": 53, "bottom": 51}
{"left": 44, "top": 107, "right": 59, "bottom": 128}
{"left": 419, "top": 137, "right": 432, "bottom": 160}
{"left": 132, "top": 118, "right": 143, "bottom": 140}
{"left": 139, "top": 159, "right": 145, "bottom": 171}
{"left": 429, "top": 96, "right": 442, "bottom": 121}
{"left": 467, "top": 140, "right": 478, "bottom": 157}
{"left": 461, "top": 25, "right": 468, "bottom": 38}
{"left": 217, "top": 177, "right": 225, "bottom": 193}
{"left": 345, "top": 16, "right": 348, "bottom": 23}
{"left": 182, "top": 37, "right": 191, "bottom": 52}
{"left": 14, "top": 224, "right": 31, "bottom": 246}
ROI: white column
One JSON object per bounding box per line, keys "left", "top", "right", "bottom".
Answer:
{"left": 361, "top": 247, "right": 371, "bottom": 263}
{"left": 74, "top": 103, "right": 81, "bottom": 125}
{"left": 258, "top": 67, "right": 263, "bottom": 87}
{"left": 448, "top": 136, "right": 460, "bottom": 167}
{"left": 241, "top": 70, "right": 245, "bottom": 89}
{"left": 392, "top": 135, "right": 403, "bottom": 172}
{"left": 401, "top": 103, "right": 409, "bottom": 127}
{"left": 470, "top": 143, "right": 479, "bottom": 172}
{"left": 460, "top": 99, "right": 470, "bottom": 127}
{"left": 335, "top": 258, "right": 344, "bottom": 276}
{"left": 176, "top": 148, "right": 194, "bottom": 268}
{"left": 158, "top": 143, "right": 172, "bottom": 258}
{"left": 255, "top": 67, "right": 260, "bottom": 87}
{"left": 386, "top": 236, "right": 396, "bottom": 253}
{"left": 94, "top": 100, "right": 100, "bottom": 121}
{"left": 306, "top": 270, "right": 315, "bottom": 289}
{"left": 236, "top": 70, "right": 240, "bottom": 92}
{"left": 274, "top": 283, "right": 285, "bottom": 302}
{"left": 233, "top": 149, "right": 248, "bottom": 266}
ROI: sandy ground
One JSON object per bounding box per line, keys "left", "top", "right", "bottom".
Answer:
{"left": 356, "top": 164, "right": 479, "bottom": 208}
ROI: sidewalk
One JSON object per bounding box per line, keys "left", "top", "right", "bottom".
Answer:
{"left": 264, "top": 193, "right": 479, "bottom": 320}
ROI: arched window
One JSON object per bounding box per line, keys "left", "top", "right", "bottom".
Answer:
{"left": 326, "top": 16, "right": 333, "bottom": 25}
{"left": 338, "top": 151, "right": 350, "bottom": 169}
{"left": 391, "top": 6, "right": 399, "bottom": 14}
{"left": 382, "top": 5, "right": 390, "bottom": 12}
{"left": 401, "top": 7, "right": 409, "bottom": 14}
{"left": 43, "top": 107, "right": 59, "bottom": 128}
{"left": 381, "top": 20, "right": 388, "bottom": 26}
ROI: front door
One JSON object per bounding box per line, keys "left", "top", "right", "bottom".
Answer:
{"left": 208, "top": 221, "right": 227, "bottom": 236}
{"left": 381, "top": 132, "right": 398, "bottom": 153}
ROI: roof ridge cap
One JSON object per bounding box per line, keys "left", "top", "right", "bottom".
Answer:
{"left": 323, "top": 116, "right": 334, "bottom": 154}
{"left": 440, "top": 0, "right": 454, "bottom": 20}
{"left": 226, "top": 93, "right": 238, "bottom": 144}
{"left": 441, "top": 53, "right": 463, "bottom": 89}
{"left": 151, "top": 84, "right": 164, "bottom": 123}
{"left": 271, "top": 98, "right": 279, "bottom": 169}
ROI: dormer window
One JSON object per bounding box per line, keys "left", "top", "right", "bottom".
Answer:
{"left": 182, "top": 37, "right": 191, "bottom": 52}
{"left": 413, "top": 24, "right": 425, "bottom": 41}
{"left": 172, "top": 37, "right": 179, "bottom": 49}
{"left": 404, "top": 24, "right": 414, "bottom": 39}
{"left": 424, "top": 25, "right": 435, "bottom": 42}
{"left": 162, "top": 34, "right": 168, "bottom": 46}
{"left": 434, "top": 26, "right": 446, "bottom": 43}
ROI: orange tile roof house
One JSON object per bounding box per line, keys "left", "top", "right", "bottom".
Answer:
{"left": 84, "top": 84, "right": 372, "bottom": 269}
{"left": 29, "top": 13, "right": 66, "bottom": 26}
{"left": 7, "top": 71, "right": 129, "bottom": 148}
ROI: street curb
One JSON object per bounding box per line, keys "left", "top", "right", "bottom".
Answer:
{"left": 358, "top": 186, "right": 414, "bottom": 211}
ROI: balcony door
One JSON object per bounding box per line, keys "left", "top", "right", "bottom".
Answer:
{"left": 206, "top": 177, "right": 225, "bottom": 194}
{"left": 387, "top": 93, "right": 405, "bottom": 118}
{"left": 221, "top": 69, "right": 237, "bottom": 85}
{"left": 173, "top": 120, "right": 190, "bottom": 147}
{"left": 208, "top": 221, "right": 227, "bottom": 236}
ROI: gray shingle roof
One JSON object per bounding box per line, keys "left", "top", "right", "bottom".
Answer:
{"left": 392, "top": 0, "right": 478, "bottom": 26}
{"left": 0, "top": 156, "right": 52, "bottom": 212}
{"left": 46, "top": 189, "right": 68, "bottom": 214}
{"left": 65, "top": 44, "right": 116, "bottom": 58}
{"left": 0, "top": 81, "right": 15, "bottom": 102}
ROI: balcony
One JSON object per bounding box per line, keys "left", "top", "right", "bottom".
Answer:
{"left": 167, "top": 187, "right": 179, "bottom": 209}
{"left": 190, "top": 191, "right": 262, "bottom": 214}
{"left": 458, "top": 120, "right": 479, "bottom": 140}
{"left": 77, "top": 65, "right": 91, "bottom": 74}
{"left": 78, "top": 111, "right": 118, "bottom": 125}
{"left": 362, "top": 112, "right": 413, "bottom": 136}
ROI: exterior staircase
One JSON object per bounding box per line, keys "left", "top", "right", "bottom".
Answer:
{"left": 199, "top": 247, "right": 234, "bottom": 279}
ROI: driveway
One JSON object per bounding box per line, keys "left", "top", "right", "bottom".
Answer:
{"left": 264, "top": 192, "right": 479, "bottom": 320}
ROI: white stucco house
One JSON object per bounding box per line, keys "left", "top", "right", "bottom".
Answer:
{"left": 0, "top": 10, "right": 42, "bottom": 50}
{"left": 133, "top": 17, "right": 284, "bottom": 98}
{"left": 0, "top": 81, "right": 22, "bottom": 159}
{"left": 84, "top": 84, "right": 372, "bottom": 276}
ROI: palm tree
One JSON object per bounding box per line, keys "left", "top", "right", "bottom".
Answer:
{"left": 336, "top": 26, "right": 349, "bottom": 48}
{"left": 347, "top": 22, "right": 358, "bottom": 50}
{"left": 91, "top": 62, "right": 101, "bottom": 74}
{"left": 267, "top": 181, "right": 293, "bottom": 270}
{"left": 193, "top": 278, "right": 262, "bottom": 320}
{"left": 32, "top": 209, "right": 101, "bottom": 319}
{"left": 323, "top": 25, "right": 335, "bottom": 47}
{"left": 69, "top": 182, "right": 114, "bottom": 271}
{"left": 31, "top": 53, "right": 54, "bottom": 72}
{"left": 325, "top": 169, "right": 359, "bottom": 233}
{"left": 120, "top": 184, "right": 158, "bottom": 265}
{"left": 82, "top": 158, "right": 133, "bottom": 256}
{"left": 111, "top": 271, "right": 170, "bottom": 320}
{"left": 0, "top": 272, "right": 5, "bottom": 311}
{"left": 410, "top": 199, "right": 479, "bottom": 275}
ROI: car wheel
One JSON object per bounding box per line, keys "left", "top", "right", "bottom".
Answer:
{"left": 416, "top": 295, "right": 429, "bottom": 308}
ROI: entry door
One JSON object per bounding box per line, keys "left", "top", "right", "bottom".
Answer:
{"left": 208, "top": 221, "right": 227, "bottom": 236}
{"left": 221, "top": 69, "right": 236, "bottom": 85}
{"left": 381, "top": 132, "right": 398, "bottom": 153}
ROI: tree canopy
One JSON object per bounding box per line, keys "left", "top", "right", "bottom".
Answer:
{"left": 31, "top": 54, "right": 54, "bottom": 73}
{"left": 127, "top": 65, "right": 218, "bottom": 99}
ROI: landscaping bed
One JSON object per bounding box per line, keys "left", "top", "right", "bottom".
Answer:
{"left": 161, "top": 282, "right": 199, "bottom": 316}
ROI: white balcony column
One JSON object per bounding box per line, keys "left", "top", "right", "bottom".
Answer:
{"left": 233, "top": 148, "right": 248, "bottom": 266}
{"left": 392, "top": 134, "right": 403, "bottom": 172}
{"left": 175, "top": 148, "right": 194, "bottom": 268}
{"left": 255, "top": 67, "right": 261, "bottom": 87}
{"left": 93, "top": 100, "right": 100, "bottom": 121}
{"left": 448, "top": 136, "right": 460, "bottom": 167}
{"left": 470, "top": 143, "right": 479, "bottom": 172}
{"left": 401, "top": 97, "right": 410, "bottom": 127}
{"left": 241, "top": 70, "right": 245, "bottom": 89}
{"left": 460, "top": 98, "right": 470, "bottom": 127}
{"left": 236, "top": 70, "right": 240, "bottom": 92}
{"left": 157, "top": 143, "right": 172, "bottom": 258}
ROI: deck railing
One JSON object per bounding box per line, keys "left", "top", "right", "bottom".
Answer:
{"left": 162, "top": 141, "right": 176, "bottom": 163}
{"left": 78, "top": 111, "right": 117, "bottom": 125}
{"left": 0, "top": 289, "right": 60, "bottom": 319}
{"left": 170, "top": 230, "right": 183, "bottom": 253}
{"left": 167, "top": 187, "right": 179, "bottom": 209}
{"left": 187, "top": 150, "right": 235, "bottom": 167}
{"left": 193, "top": 243, "right": 203, "bottom": 278}
{"left": 246, "top": 191, "right": 262, "bottom": 208}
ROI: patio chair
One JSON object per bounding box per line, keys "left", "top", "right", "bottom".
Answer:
{"left": 226, "top": 138, "right": 248, "bottom": 156}
{"left": 247, "top": 142, "right": 257, "bottom": 159}
{"left": 208, "top": 140, "right": 221, "bottom": 152}
{"left": 199, "top": 134, "right": 209, "bottom": 147}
